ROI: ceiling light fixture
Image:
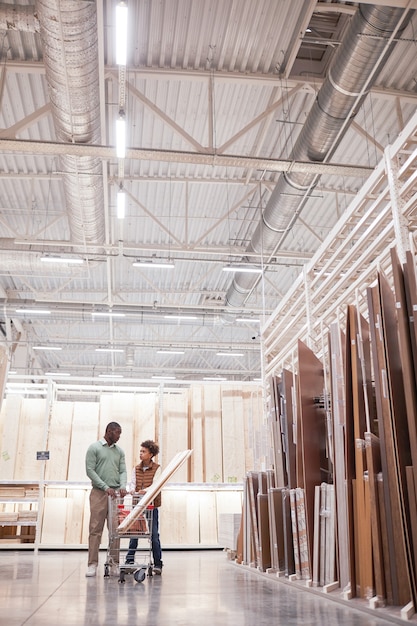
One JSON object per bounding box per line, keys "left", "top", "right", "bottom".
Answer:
{"left": 45, "top": 372, "right": 71, "bottom": 377}
{"left": 164, "top": 315, "right": 198, "bottom": 321}
{"left": 40, "top": 256, "right": 84, "bottom": 264}
{"left": 216, "top": 352, "right": 244, "bottom": 357}
{"left": 95, "top": 348, "right": 125, "bottom": 353}
{"left": 117, "top": 187, "right": 126, "bottom": 219}
{"left": 133, "top": 260, "right": 175, "bottom": 269}
{"left": 157, "top": 350, "right": 185, "bottom": 355}
{"left": 152, "top": 375, "right": 176, "bottom": 380}
{"left": 203, "top": 376, "right": 228, "bottom": 381}
{"left": 236, "top": 318, "right": 261, "bottom": 324}
{"left": 99, "top": 374, "right": 124, "bottom": 378}
{"left": 116, "top": 113, "right": 126, "bottom": 158}
{"left": 15, "top": 309, "right": 51, "bottom": 315}
{"left": 115, "top": 1, "right": 128, "bottom": 65}
{"left": 33, "top": 346, "right": 62, "bottom": 351}
{"left": 91, "top": 311, "right": 126, "bottom": 318}
{"left": 222, "top": 265, "right": 263, "bottom": 274}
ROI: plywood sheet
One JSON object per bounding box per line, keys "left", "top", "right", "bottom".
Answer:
{"left": 67, "top": 401, "right": 99, "bottom": 482}
{"left": 0, "top": 396, "right": 22, "bottom": 480}
{"left": 45, "top": 401, "right": 73, "bottom": 481}
{"left": 204, "top": 385, "right": 223, "bottom": 482}
{"left": 190, "top": 385, "right": 204, "bottom": 482}
{"left": 65, "top": 489, "right": 86, "bottom": 545}
{"left": 199, "top": 490, "right": 218, "bottom": 545}
{"left": 161, "top": 391, "right": 189, "bottom": 483}
{"left": 221, "top": 386, "right": 245, "bottom": 483}
{"left": 14, "top": 398, "right": 45, "bottom": 480}
{"left": 41, "top": 497, "right": 69, "bottom": 545}
{"left": 133, "top": 392, "right": 158, "bottom": 459}
{"left": 257, "top": 493, "right": 271, "bottom": 571}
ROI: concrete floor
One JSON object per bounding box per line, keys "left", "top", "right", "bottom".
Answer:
{"left": 0, "top": 549, "right": 413, "bottom": 625}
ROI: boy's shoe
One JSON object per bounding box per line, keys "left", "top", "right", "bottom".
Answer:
{"left": 85, "top": 565, "right": 97, "bottom": 577}
{"left": 153, "top": 565, "right": 162, "bottom": 575}
{"left": 124, "top": 559, "right": 134, "bottom": 565}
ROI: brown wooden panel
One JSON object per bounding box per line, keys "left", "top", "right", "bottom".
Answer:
{"left": 279, "top": 369, "right": 297, "bottom": 489}
{"left": 257, "top": 493, "right": 271, "bottom": 572}
{"left": 282, "top": 488, "right": 295, "bottom": 577}
{"left": 365, "top": 432, "right": 386, "bottom": 601}
{"left": 297, "top": 340, "right": 328, "bottom": 567}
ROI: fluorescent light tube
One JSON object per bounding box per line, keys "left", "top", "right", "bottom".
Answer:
{"left": 152, "top": 375, "right": 176, "bottom": 380}
{"left": 222, "top": 265, "right": 263, "bottom": 274}
{"left": 157, "top": 350, "right": 185, "bottom": 355}
{"left": 15, "top": 309, "right": 51, "bottom": 315}
{"left": 115, "top": 2, "right": 128, "bottom": 65}
{"left": 216, "top": 352, "right": 244, "bottom": 357}
{"left": 91, "top": 312, "right": 126, "bottom": 318}
{"left": 164, "top": 315, "right": 197, "bottom": 320}
{"left": 133, "top": 261, "right": 175, "bottom": 268}
{"left": 203, "top": 376, "right": 228, "bottom": 381}
{"left": 117, "top": 189, "right": 126, "bottom": 218}
{"left": 236, "top": 318, "right": 261, "bottom": 323}
{"left": 116, "top": 115, "right": 126, "bottom": 158}
{"left": 40, "top": 256, "right": 83, "bottom": 264}
{"left": 45, "top": 372, "right": 71, "bottom": 377}
{"left": 99, "top": 374, "right": 124, "bottom": 378}
{"left": 95, "top": 348, "right": 124, "bottom": 353}
{"left": 33, "top": 346, "right": 62, "bottom": 351}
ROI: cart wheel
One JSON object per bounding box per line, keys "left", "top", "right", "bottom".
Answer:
{"left": 104, "top": 564, "right": 109, "bottom": 578}
{"left": 148, "top": 565, "right": 153, "bottom": 577}
{"left": 119, "top": 571, "right": 125, "bottom": 584}
{"left": 134, "top": 568, "right": 146, "bottom": 583}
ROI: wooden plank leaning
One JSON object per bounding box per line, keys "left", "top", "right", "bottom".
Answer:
{"left": 117, "top": 449, "right": 193, "bottom": 532}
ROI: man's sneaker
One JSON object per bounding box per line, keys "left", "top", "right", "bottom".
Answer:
{"left": 153, "top": 565, "right": 162, "bottom": 575}
{"left": 85, "top": 565, "right": 97, "bottom": 577}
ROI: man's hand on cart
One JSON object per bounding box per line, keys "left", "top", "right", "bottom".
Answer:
{"left": 106, "top": 487, "right": 127, "bottom": 498}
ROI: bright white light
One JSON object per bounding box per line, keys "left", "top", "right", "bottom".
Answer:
{"left": 117, "top": 189, "right": 126, "bottom": 219}
{"left": 203, "top": 377, "right": 228, "bottom": 381}
{"left": 92, "top": 312, "right": 126, "bottom": 318}
{"left": 236, "top": 318, "right": 260, "bottom": 324}
{"left": 40, "top": 256, "right": 83, "bottom": 264}
{"left": 116, "top": 115, "right": 126, "bottom": 158}
{"left": 133, "top": 261, "right": 175, "bottom": 269}
{"left": 216, "top": 352, "right": 244, "bottom": 357}
{"left": 222, "top": 265, "right": 263, "bottom": 274}
{"left": 99, "top": 374, "right": 124, "bottom": 379}
{"left": 152, "top": 375, "right": 176, "bottom": 380}
{"left": 164, "top": 315, "right": 198, "bottom": 320}
{"left": 95, "top": 348, "right": 124, "bottom": 353}
{"left": 157, "top": 350, "right": 185, "bottom": 355}
{"left": 45, "top": 372, "right": 71, "bottom": 377}
{"left": 115, "top": 2, "right": 128, "bottom": 65}
{"left": 33, "top": 346, "right": 62, "bottom": 351}
{"left": 15, "top": 309, "right": 51, "bottom": 315}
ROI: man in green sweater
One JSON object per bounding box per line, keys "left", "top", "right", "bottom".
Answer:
{"left": 85, "top": 421, "right": 127, "bottom": 577}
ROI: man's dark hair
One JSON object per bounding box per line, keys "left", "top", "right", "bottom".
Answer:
{"left": 106, "top": 422, "right": 121, "bottom": 431}
{"left": 141, "top": 439, "right": 159, "bottom": 457}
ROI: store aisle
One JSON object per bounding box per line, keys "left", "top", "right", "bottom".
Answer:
{"left": 0, "top": 549, "right": 410, "bottom": 625}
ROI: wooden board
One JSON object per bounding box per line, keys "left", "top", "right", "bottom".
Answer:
{"left": 297, "top": 340, "right": 327, "bottom": 566}
{"left": 199, "top": 490, "right": 218, "bottom": 545}
{"left": 45, "top": 401, "right": 73, "bottom": 481}
{"left": 133, "top": 392, "right": 157, "bottom": 460}
{"left": 257, "top": 493, "right": 271, "bottom": 571}
{"left": 14, "top": 398, "right": 45, "bottom": 480}
{"left": 67, "top": 401, "right": 99, "bottom": 482}
{"left": 221, "top": 386, "right": 246, "bottom": 483}
{"left": 190, "top": 385, "right": 204, "bottom": 482}
{"left": 99, "top": 394, "right": 135, "bottom": 474}
{"left": 65, "top": 489, "right": 86, "bottom": 544}
{"left": 203, "top": 385, "right": 223, "bottom": 482}
{"left": 329, "top": 322, "right": 353, "bottom": 593}
{"left": 367, "top": 279, "right": 412, "bottom": 606}
{"left": 0, "top": 396, "right": 22, "bottom": 480}
{"left": 41, "top": 497, "right": 68, "bottom": 545}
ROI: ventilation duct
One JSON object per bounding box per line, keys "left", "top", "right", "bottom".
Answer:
{"left": 224, "top": 4, "right": 412, "bottom": 315}
{"left": 9, "top": 2, "right": 106, "bottom": 247}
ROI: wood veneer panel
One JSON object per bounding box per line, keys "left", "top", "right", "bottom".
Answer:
{"left": 297, "top": 340, "right": 327, "bottom": 566}
{"left": 204, "top": 385, "right": 223, "bottom": 483}
{"left": 221, "top": 386, "right": 246, "bottom": 483}
{"left": 161, "top": 391, "right": 189, "bottom": 483}
{"left": 279, "top": 369, "right": 297, "bottom": 489}
{"left": 15, "top": 398, "right": 45, "bottom": 480}
{"left": 45, "top": 401, "right": 73, "bottom": 481}
{"left": 282, "top": 488, "right": 295, "bottom": 576}
{"left": 190, "top": 385, "right": 204, "bottom": 483}
{"left": 365, "top": 432, "right": 386, "bottom": 601}
{"left": 67, "top": 401, "right": 99, "bottom": 482}
{"left": 257, "top": 493, "right": 271, "bottom": 571}
{"left": 329, "top": 323, "right": 354, "bottom": 593}
{"left": 0, "top": 395, "right": 22, "bottom": 480}
{"left": 368, "top": 279, "right": 412, "bottom": 606}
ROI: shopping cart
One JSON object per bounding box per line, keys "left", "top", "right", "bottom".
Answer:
{"left": 105, "top": 494, "right": 154, "bottom": 583}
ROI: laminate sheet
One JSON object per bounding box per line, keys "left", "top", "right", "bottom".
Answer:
{"left": 257, "top": 493, "right": 271, "bottom": 571}
{"left": 280, "top": 369, "right": 297, "bottom": 489}
{"left": 269, "top": 487, "right": 286, "bottom": 573}
{"left": 282, "top": 488, "right": 295, "bottom": 576}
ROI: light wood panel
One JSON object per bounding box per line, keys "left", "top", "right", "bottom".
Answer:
{"left": 190, "top": 385, "right": 204, "bottom": 482}
{"left": 221, "top": 386, "right": 245, "bottom": 483}
{"left": 45, "top": 402, "right": 73, "bottom": 481}
{"left": 0, "top": 396, "right": 22, "bottom": 480}
{"left": 14, "top": 399, "right": 45, "bottom": 480}
{"left": 199, "top": 490, "right": 218, "bottom": 544}
{"left": 204, "top": 385, "right": 223, "bottom": 482}
{"left": 67, "top": 402, "right": 99, "bottom": 482}
{"left": 161, "top": 391, "right": 189, "bottom": 483}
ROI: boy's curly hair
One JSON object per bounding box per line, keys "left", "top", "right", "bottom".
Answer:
{"left": 141, "top": 439, "right": 159, "bottom": 458}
